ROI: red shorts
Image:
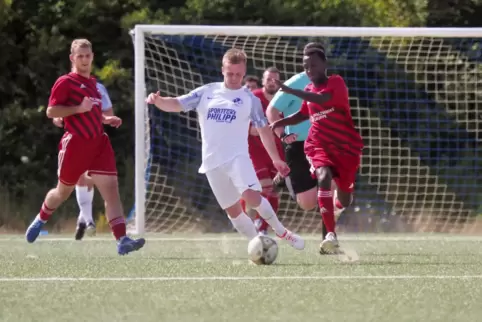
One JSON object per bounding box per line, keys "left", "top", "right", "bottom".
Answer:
{"left": 57, "top": 132, "right": 117, "bottom": 186}
{"left": 306, "top": 148, "right": 360, "bottom": 193}
{"left": 248, "top": 135, "right": 285, "bottom": 180}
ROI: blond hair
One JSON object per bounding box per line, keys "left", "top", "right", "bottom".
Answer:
{"left": 71, "top": 39, "right": 92, "bottom": 54}
{"left": 222, "top": 48, "right": 247, "bottom": 65}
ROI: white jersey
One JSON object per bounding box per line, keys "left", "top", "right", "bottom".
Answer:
{"left": 177, "top": 82, "right": 267, "bottom": 173}
{"left": 96, "top": 83, "right": 112, "bottom": 112}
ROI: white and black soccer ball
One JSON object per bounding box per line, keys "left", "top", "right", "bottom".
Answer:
{"left": 247, "top": 235, "right": 279, "bottom": 265}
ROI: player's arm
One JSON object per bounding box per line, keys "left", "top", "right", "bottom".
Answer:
{"left": 276, "top": 76, "right": 347, "bottom": 107}
{"left": 147, "top": 85, "right": 206, "bottom": 113}
{"left": 270, "top": 98, "right": 310, "bottom": 131}
{"left": 278, "top": 84, "right": 331, "bottom": 106}
{"left": 46, "top": 78, "right": 91, "bottom": 118}
{"left": 266, "top": 90, "right": 294, "bottom": 138}
{"left": 250, "top": 98, "right": 282, "bottom": 162}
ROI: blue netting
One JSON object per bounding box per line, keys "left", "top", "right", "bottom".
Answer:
{"left": 132, "top": 34, "right": 481, "bottom": 233}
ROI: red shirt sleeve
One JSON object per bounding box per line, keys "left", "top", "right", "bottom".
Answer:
{"left": 328, "top": 75, "right": 349, "bottom": 110}
{"left": 48, "top": 76, "right": 70, "bottom": 107}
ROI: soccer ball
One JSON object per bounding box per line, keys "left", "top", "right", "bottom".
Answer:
{"left": 247, "top": 235, "right": 279, "bottom": 265}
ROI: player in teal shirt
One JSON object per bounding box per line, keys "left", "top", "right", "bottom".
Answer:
{"left": 267, "top": 72, "right": 317, "bottom": 211}
{"left": 269, "top": 72, "right": 311, "bottom": 141}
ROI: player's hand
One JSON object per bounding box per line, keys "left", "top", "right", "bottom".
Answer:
{"left": 53, "top": 117, "right": 64, "bottom": 128}
{"left": 273, "top": 79, "right": 292, "bottom": 93}
{"left": 273, "top": 159, "right": 290, "bottom": 177}
{"left": 283, "top": 133, "right": 298, "bottom": 144}
{"left": 78, "top": 97, "right": 93, "bottom": 113}
{"left": 269, "top": 120, "right": 283, "bottom": 131}
{"left": 146, "top": 91, "right": 161, "bottom": 105}
{"left": 103, "top": 115, "right": 122, "bottom": 128}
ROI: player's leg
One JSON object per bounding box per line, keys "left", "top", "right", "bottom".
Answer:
{"left": 246, "top": 155, "right": 273, "bottom": 235}
{"left": 251, "top": 166, "right": 275, "bottom": 235}
{"left": 229, "top": 156, "right": 304, "bottom": 250}
{"left": 206, "top": 166, "right": 258, "bottom": 240}
{"left": 26, "top": 134, "right": 84, "bottom": 243}
{"left": 332, "top": 180, "right": 347, "bottom": 222}
{"left": 256, "top": 176, "right": 279, "bottom": 235}
{"left": 332, "top": 153, "right": 361, "bottom": 217}
{"left": 284, "top": 141, "right": 335, "bottom": 243}
{"left": 89, "top": 134, "right": 145, "bottom": 255}
{"left": 313, "top": 166, "right": 339, "bottom": 254}
{"left": 74, "top": 172, "right": 95, "bottom": 240}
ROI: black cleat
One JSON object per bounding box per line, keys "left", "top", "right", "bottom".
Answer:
{"left": 75, "top": 222, "right": 86, "bottom": 240}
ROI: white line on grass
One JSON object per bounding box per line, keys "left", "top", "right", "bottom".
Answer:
{"left": 1, "top": 275, "right": 482, "bottom": 282}
{"left": 2, "top": 235, "right": 482, "bottom": 242}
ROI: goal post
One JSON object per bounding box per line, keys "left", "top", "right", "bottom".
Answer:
{"left": 130, "top": 25, "right": 482, "bottom": 235}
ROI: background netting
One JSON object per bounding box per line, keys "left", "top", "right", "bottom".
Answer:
{"left": 130, "top": 32, "right": 481, "bottom": 234}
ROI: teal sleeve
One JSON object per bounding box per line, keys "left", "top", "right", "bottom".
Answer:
{"left": 270, "top": 91, "right": 295, "bottom": 113}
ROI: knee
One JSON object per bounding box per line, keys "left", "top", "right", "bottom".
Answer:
{"left": 242, "top": 189, "right": 262, "bottom": 208}
{"left": 54, "top": 184, "right": 75, "bottom": 201}
{"left": 316, "top": 167, "right": 332, "bottom": 189}
{"left": 261, "top": 185, "right": 276, "bottom": 198}
{"left": 298, "top": 199, "right": 317, "bottom": 211}
{"left": 337, "top": 192, "right": 353, "bottom": 208}
{"left": 297, "top": 188, "right": 317, "bottom": 211}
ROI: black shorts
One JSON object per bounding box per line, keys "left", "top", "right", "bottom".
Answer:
{"left": 285, "top": 141, "right": 317, "bottom": 194}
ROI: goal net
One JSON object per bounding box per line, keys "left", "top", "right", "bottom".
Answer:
{"left": 130, "top": 25, "right": 481, "bottom": 235}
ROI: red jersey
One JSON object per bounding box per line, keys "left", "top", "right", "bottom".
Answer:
{"left": 300, "top": 75, "right": 363, "bottom": 156}
{"left": 48, "top": 72, "right": 103, "bottom": 139}
{"left": 248, "top": 89, "right": 284, "bottom": 156}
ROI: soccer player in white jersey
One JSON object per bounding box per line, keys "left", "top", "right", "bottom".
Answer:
{"left": 53, "top": 82, "right": 114, "bottom": 240}
{"left": 146, "top": 49, "right": 304, "bottom": 250}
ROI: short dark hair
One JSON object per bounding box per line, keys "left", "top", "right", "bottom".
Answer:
{"left": 264, "top": 66, "right": 280, "bottom": 74}
{"left": 303, "top": 42, "right": 326, "bottom": 61}
{"left": 244, "top": 75, "right": 260, "bottom": 84}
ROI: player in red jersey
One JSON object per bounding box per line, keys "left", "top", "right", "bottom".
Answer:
{"left": 241, "top": 67, "right": 285, "bottom": 235}
{"left": 25, "top": 39, "right": 145, "bottom": 255}
{"left": 271, "top": 43, "right": 364, "bottom": 254}
{"left": 243, "top": 75, "right": 260, "bottom": 91}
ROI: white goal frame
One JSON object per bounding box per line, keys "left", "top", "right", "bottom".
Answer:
{"left": 132, "top": 24, "right": 482, "bottom": 235}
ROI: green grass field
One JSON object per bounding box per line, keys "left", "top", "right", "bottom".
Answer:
{"left": 1, "top": 233, "right": 482, "bottom": 322}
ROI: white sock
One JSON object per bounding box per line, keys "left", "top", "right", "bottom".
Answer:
{"left": 254, "top": 197, "right": 286, "bottom": 236}
{"left": 76, "top": 185, "right": 94, "bottom": 224}
{"left": 228, "top": 212, "right": 258, "bottom": 240}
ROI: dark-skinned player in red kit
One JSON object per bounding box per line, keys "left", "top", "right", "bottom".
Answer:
{"left": 271, "top": 43, "right": 363, "bottom": 254}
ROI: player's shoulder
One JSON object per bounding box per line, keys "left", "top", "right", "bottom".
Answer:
{"left": 328, "top": 74, "right": 346, "bottom": 85}
{"left": 199, "top": 82, "right": 223, "bottom": 94}
{"left": 51, "top": 73, "right": 74, "bottom": 89}
{"left": 96, "top": 82, "right": 106, "bottom": 91}
{"left": 54, "top": 73, "right": 71, "bottom": 84}
{"left": 242, "top": 87, "right": 262, "bottom": 103}
{"left": 250, "top": 88, "right": 263, "bottom": 98}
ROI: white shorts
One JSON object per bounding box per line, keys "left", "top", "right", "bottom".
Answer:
{"left": 205, "top": 155, "right": 262, "bottom": 209}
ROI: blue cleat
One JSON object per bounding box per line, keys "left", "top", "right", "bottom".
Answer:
{"left": 26, "top": 216, "right": 45, "bottom": 243}
{"left": 117, "top": 236, "right": 145, "bottom": 255}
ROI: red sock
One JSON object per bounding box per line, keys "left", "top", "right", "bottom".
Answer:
{"left": 318, "top": 188, "right": 335, "bottom": 233}
{"left": 39, "top": 202, "right": 55, "bottom": 222}
{"left": 267, "top": 194, "right": 279, "bottom": 214}
{"left": 334, "top": 198, "right": 344, "bottom": 210}
{"left": 240, "top": 199, "right": 247, "bottom": 213}
{"left": 109, "top": 216, "right": 126, "bottom": 240}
